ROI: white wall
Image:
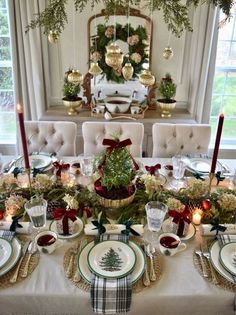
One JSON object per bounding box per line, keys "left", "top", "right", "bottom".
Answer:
{"left": 48, "top": 2, "right": 190, "bottom": 106}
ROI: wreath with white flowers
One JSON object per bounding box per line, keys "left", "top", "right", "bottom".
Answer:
{"left": 90, "top": 23, "right": 149, "bottom": 83}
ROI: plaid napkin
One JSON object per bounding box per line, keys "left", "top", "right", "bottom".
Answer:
{"left": 90, "top": 234, "right": 132, "bottom": 314}
{"left": 0, "top": 230, "right": 15, "bottom": 241}
{"left": 217, "top": 234, "right": 236, "bottom": 283}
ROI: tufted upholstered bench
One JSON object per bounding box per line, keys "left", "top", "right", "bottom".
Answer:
{"left": 152, "top": 123, "right": 211, "bottom": 158}
{"left": 18, "top": 121, "right": 77, "bottom": 156}
{"left": 82, "top": 121, "right": 144, "bottom": 157}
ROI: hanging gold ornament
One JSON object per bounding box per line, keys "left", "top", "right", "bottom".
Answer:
{"left": 48, "top": 31, "right": 58, "bottom": 44}
{"left": 67, "top": 69, "right": 83, "bottom": 85}
{"left": 105, "top": 42, "right": 124, "bottom": 69}
{"left": 139, "top": 69, "right": 155, "bottom": 87}
{"left": 88, "top": 62, "right": 103, "bottom": 76}
{"left": 122, "top": 62, "right": 134, "bottom": 80}
{"left": 163, "top": 46, "right": 174, "bottom": 60}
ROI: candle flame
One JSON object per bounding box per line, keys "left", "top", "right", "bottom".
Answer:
{"left": 17, "top": 104, "right": 23, "bottom": 113}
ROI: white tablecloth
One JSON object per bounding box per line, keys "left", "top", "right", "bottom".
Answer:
{"left": 0, "top": 157, "right": 235, "bottom": 315}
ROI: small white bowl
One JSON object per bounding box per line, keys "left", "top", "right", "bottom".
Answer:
{"left": 105, "top": 97, "right": 131, "bottom": 113}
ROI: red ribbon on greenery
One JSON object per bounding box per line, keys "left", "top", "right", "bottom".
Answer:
{"left": 145, "top": 164, "right": 161, "bottom": 175}
{"left": 168, "top": 208, "right": 191, "bottom": 237}
{"left": 98, "top": 138, "right": 139, "bottom": 176}
{"left": 54, "top": 208, "right": 77, "bottom": 235}
{"left": 52, "top": 161, "right": 70, "bottom": 177}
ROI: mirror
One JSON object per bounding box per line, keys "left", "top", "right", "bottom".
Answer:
{"left": 88, "top": 7, "right": 153, "bottom": 86}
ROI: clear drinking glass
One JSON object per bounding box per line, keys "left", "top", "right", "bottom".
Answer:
{"left": 171, "top": 155, "right": 186, "bottom": 189}
{"left": 80, "top": 157, "right": 94, "bottom": 176}
{"left": 24, "top": 197, "right": 47, "bottom": 233}
{"left": 145, "top": 201, "right": 168, "bottom": 246}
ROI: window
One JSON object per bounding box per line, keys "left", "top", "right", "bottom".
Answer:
{"left": 210, "top": 6, "right": 236, "bottom": 146}
{"left": 0, "top": 0, "right": 15, "bottom": 145}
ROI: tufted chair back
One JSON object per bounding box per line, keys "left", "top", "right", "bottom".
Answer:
{"left": 18, "top": 121, "right": 77, "bottom": 156}
{"left": 152, "top": 123, "right": 211, "bottom": 157}
{"left": 82, "top": 121, "right": 144, "bottom": 157}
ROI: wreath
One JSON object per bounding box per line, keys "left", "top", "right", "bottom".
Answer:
{"left": 90, "top": 23, "right": 149, "bottom": 83}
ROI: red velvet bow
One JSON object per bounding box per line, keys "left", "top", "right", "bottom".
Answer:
{"left": 145, "top": 164, "right": 161, "bottom": 175}
{"left": 53, "top": 161, "right": 70, "bottom": 177}
{"left": 54, "top": 208, "right": 77, "bottom": 235}
{"left": 168, "top": 208, "right": 191, "bottom": 225}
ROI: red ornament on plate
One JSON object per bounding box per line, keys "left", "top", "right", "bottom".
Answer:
{"left": 201, "top": 199, "right": 211, "bottom": 211}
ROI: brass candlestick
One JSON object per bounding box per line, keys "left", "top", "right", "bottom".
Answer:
{"left": 208, "top": 172, "right": 215, "bottom": 192}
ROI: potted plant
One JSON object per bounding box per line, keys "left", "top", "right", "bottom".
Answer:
{"left": 94, "top": 137, "right": 138, "bottom": 218}
{"left": 62, "top": 69, "right": 83, "bottom": 115}
{"left": 157, "top": 73, "right": 177, "bottom": 118}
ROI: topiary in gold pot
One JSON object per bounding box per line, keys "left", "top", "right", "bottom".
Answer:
{"left": 157, "top": 73, "right": 177, "bottom": 118}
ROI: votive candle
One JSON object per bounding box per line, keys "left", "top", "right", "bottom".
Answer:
{"left": 17, "top": 104, "right": 30, "bottom": 169}
{"left": 210, "top": 113, "right": 224, "bottom": 174}
{"left": 192, "top": 208, "right": 203, "bottom": 225}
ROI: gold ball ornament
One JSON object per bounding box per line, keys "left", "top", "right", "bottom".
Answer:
{"left": 163, "top": 46, "right": 174, "bottom": 60}
{"left": 48, "top": 31, "right": 58, "bottom": 44}
{"left": 67, "top": 70, "right": 83, "bottom": 85}
{"left": 122, "top": 63, "right": 134, "bottom": 81}
{"left": 139, "top": 69, "right": 155, "bottom": 87}
{"left": 88, "top": 62, "right": 103, "bottom": 76}
{"left": 105, "top": 42, "right": 124, "bottom": 69}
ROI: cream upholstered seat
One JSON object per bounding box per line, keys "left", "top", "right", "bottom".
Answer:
{"left": 18, "top": 121, "right": 77, "bottom": 156}
{"left": 152, "top": 123, "right": 211, "bottom": 157}
{"left": 82, "top": 121, "right": 144, "bottom": 157}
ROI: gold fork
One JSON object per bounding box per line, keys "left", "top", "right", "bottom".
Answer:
{"left": 194, "top": 248, "right": 208, "bottom": 278}
{"left": 200, "top": 242, "right": 218, "bottom": 285}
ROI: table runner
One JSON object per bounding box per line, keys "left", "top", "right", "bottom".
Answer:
{"left": 90, "top": 234, "right": 132, "bottom": 314}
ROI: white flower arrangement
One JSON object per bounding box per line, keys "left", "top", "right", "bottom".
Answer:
{"left": 32, "top": 174, "right": 56, "bottom": 191}
{"left": 140, "top": 174, "right": 163, "bottom": 198}
{"left": 63, "top": 194, "right": 79, "bottom": 210}
{"left": 166, "top": 197, "right": 185, "bottom": 212}
{"left": 5, "top": 194, "right": 27, "bottom": 217}
{"left": 0, "top": 174, "right": 17, "bottom": 189}
{"left": 183, "top": 178, "right": 208, "bottom": 199}
{"left": 217, "top": 193, "right": 236, "bottom": 211}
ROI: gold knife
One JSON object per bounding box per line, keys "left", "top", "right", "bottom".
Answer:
{"left": 10, "top": 240, "right": 31, "bottom": 283}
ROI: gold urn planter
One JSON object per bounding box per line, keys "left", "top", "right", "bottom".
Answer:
{"left": 63, "top": 98, "right": 83, "bottom": 115}
{"left": 157, "top": 99, "right": 176, "bottom": 118}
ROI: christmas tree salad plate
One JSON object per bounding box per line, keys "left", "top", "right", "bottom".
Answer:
{"left": 49, "top": 217, "right": 84, "bottom": 240}
{"left": 161, "top": 219, "right": 196, "bottom": 241}
{"left": 78, "top": 240, "right": 145, "bottom": 283}
{"left": 184, "top": 157, "right": 222, "bottom": 174}
{"left": 15, "top": 154, "right": 53, "bottom": 170}
{"left": 87, "top": 240, "right": 136, "bottom": 279}
{"left": 219, "top": 243, "right": 236, "bottom": 276}
{"left": 0, "top": 237, "right": 21, "bottom": 276}
{"left": 0, "top": 237, "right": 13, "bottom": 269}
{"left": 209, "top": 241, "right": 235, "bottom": 283}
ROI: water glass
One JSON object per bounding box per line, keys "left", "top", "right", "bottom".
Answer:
{"left": 145, "top": 201, "right": 168, "bottom": 246}
{"left": 25, "top": 198, "right": 47, "bottom": 232}
{"left": 80, "top": 157, "right": 94, "bottom": 176}
{"left": 171, "top": 155, "right": 186, "bottom": 189}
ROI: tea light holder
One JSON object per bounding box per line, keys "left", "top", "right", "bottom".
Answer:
{"left": 17, "top": 171, "right": 31, "bottom": 188}
{"left": 192, "top": 208, "right": 203, "bottom": 225}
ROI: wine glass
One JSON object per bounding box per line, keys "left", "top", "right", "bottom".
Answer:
{"left": 24, "top": 197, "right": 47, "bottom": 234}
{"left": 145, "top": 201, "right": 168, "bottom": 246}
{"left": 171, "top": 155, "right": 186, "bottom": 190}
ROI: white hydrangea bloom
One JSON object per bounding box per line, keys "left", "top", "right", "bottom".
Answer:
{"left": 218, "top": 193, "right": 236, "bottom": 211}
{"left": 166, "top": 197, "right": 185, "bottom": 212}
{"left": 63, "top": 194, "right": 79, "bottom": 209}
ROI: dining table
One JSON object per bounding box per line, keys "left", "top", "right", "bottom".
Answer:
{"left": 0, "top": 156, "right": 235, "bottom": 315}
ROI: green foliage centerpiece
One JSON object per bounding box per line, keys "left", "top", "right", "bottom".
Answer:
{"left": 94, "top": 137, "right": 139, "bottom": 214}
{"left": 91, "top": 23, "right": 148, "bottom": 83}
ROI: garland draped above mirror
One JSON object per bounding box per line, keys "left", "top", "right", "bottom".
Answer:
{"left": 26, "top": 0, "right": 234, "bottom": 38}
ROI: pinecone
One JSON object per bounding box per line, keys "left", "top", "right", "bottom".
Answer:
{"left": 47, "top": 200, "right": 62, "bottom": 219}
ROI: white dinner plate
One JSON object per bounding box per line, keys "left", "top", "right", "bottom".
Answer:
{"left": 219, "top": 242, "right": 236, "bottom": 276}
{"left": 185, "top": 157, "right": 222, "bottom": 174}
{"left": 87, "top": 240, "right": 136, "bottom": 279}
{"left": 49, "top": 217, "right": 84, "bottom": 240}
{"left": 0, "top": 237, "right": 13, "bottom": 269}
{"left": 161, "top": 219, "right": 196, "bottom": 241}
{"left": 209, "top": 240, "right": 235, "bottom": 283}
{"left": 15, "top": 154, "right": 52, "bottom": 169}
{"left": 78, "top": 240, "right": 145, "bottom": 283}
{"left": 0, "top": 237, "right": 21, "bottom": 277}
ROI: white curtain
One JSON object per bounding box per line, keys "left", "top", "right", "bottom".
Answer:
{"left": 188, "top": 3, "right": 219, "bottom": 123}
{"left": 8, "top": 0, "right": 50, "bottom": 120}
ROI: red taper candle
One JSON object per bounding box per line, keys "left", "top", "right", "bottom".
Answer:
{"left": 210, "top": 113, "right": 224, "bottom": 174}
{"left": 17, "top": 104, "right": 30, "bottom": 169}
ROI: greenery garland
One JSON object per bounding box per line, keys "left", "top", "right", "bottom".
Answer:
{"left": 26, "top": 1, "right": 234, "bottom": 38}
{"left": 90, "top": 23, "right": 148, "bottom": 83}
